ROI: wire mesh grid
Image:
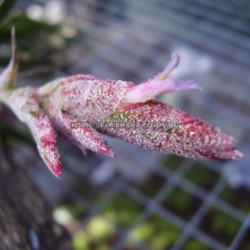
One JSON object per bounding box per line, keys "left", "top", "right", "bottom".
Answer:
{"left": 10, "top": 0, "right": 250, "bottom": 249}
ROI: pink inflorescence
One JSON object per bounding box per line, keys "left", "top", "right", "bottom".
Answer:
{"left": 0, "top": 30, "right": 243, "bottom": 177}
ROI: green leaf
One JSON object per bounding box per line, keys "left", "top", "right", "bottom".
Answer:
{"left": 0, "top": 14, "right": 63, "bottom": 71}
{"left": 0, "top": 13, "right": 59, "bottom": 36}
{"left": 0, "top": 0, "right": 17, "bottom": 23}
{"left": 0, "top": 27, "right": 18, "bottom": 90}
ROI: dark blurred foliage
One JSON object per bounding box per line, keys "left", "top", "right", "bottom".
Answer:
{"left": 0, "top": 0, "right": 74, "bottom": 76}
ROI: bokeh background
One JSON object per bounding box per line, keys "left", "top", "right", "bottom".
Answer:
{"left": 0, "top": 0, "right": 250, "bottom": 249}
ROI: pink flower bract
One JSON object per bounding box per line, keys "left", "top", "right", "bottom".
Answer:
{"left": 0, "top": 30, "right": 243, "bottom": 177}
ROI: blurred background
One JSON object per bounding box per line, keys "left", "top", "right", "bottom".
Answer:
{"left": 0, "top": 0, "right": 250, "bottom": 249}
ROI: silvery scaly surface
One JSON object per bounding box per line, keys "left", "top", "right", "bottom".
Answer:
{"left": 0, "top": 29, "right": 243, "bottom": 177}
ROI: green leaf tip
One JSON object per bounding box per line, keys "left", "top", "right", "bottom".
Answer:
{"left": 0, "top": 27, "right": 19, "bottom": 91}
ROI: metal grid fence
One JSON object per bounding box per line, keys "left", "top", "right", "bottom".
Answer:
{"left": 13, "top": 0, "right": 250, "bottom": 249}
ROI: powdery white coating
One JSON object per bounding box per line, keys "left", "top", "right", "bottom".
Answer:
{"left": 0, "top": 35, "right": 243, "bottom": 178}
{"left": 107, "top": 101, "right": 186, "bottom": 131}
{"left": 4, "top": 87, "right": 62, "bottom": 177}
{"left": 49, "top": 74, "right": 134, "bottom": 121}
{"left": 99, "top": 100, "right": 242, "bottom": 160}
{"left": 43, "top": 98, "right": 115, "bottom": 157}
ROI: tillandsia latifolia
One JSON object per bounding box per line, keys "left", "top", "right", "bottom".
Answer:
{"left": 0, "top": 29, "right": 243, "bottom": 177}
